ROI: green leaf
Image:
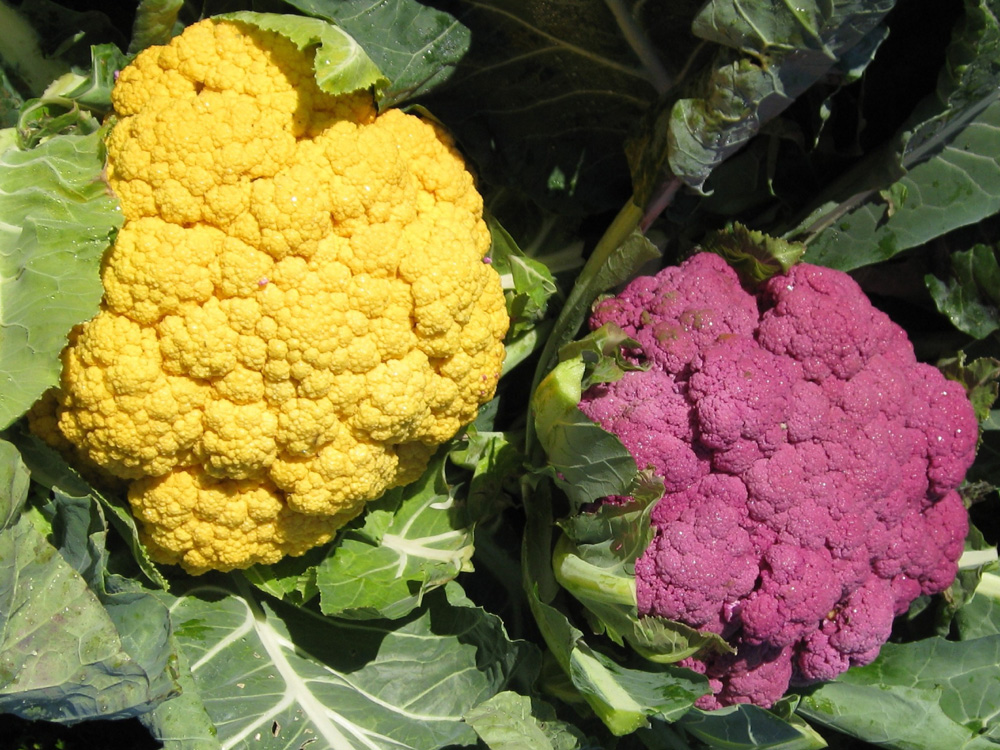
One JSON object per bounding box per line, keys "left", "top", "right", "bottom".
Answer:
{"left": 40, "top": 43, "right": 131, "bottom": 114}
{"left": 802, "top": 99, "right": 1000, "bottom": 271}
{"left": 157, "top": 578, "right": 529, "bottom": 750}
{"left": 898, "top": 0, "right": 1000, "bottom": 160}
{"left": 10, "top": 427, "right": 168, "bottom": 590}
{"left": 532, "top": 357, "right": 638, "bottom": 509}
{"left": 488, "top": 214, "right": 560, "bottom": 372}
{"left": 552, "top": 529, "right": 731, "bottom": 664}
{"left": 0, "top": 68, "right": 25, "bottom": 128}
{"left": 218, "top": 11, "right": 388, "bottom": 96}
{"left": 0, "top": 127, "right": 122, "bottom": 430}
{"left": 926, "top": 244, "right": 1000, "bottom": 340}
{"left": 128, "top": 0, "right": 184, "bottom": 53}
{"left": 633, "top": 0, "right": 895, "bottom": 198}
{"left": 935, "top": 352, "right": 1000, "bottom": 425}
{"left": 22, "top": 480, "right": 180, "bottom": 722}
{"left": 799, "top": 637, "right": 1000, "bottom": 749}
{"left": 955, "top": 571, "right": 1000, "bottom": 640}
{"left": 0, "top": 507, "right": 172, "bottom": 723}
{"left": 678, "top": 698, "right": 828, "bottom": 750}
{"left": 527, "top": 201, "right": 660, "bottom": 450}
{"left": 449, "top": 428, "right": 524, "bottom": 525}
{"left": 0, "top": 436, "right": 30, "bottom": 530}
{"left": 521, "top": 476, "right": 706, "bottom": 737}
{"left": 794, "top": 0, "right": 1000, "bottom": 270}
{"left": 700, "top": 223, "right": 806, "bottom": 285}
{"left": 529, "top": 590, "right": 707, "bottom": 736}
{"left": 464, "top": 691, "right": 589, "bottom": 750}
{"left": 138, "top": 642, "right": 221, "bottom": 750}
{"left": 277, "top": 0, "right": 470, "bottom": 107}
{"left": 313, "top": 452, "right": 475, "bottom": 619}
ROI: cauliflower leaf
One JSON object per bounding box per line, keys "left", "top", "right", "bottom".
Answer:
{"left": 0, "top": 126, "right": 122, "bottom": 430}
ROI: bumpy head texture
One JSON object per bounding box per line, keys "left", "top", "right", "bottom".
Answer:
{"left": 580, "top": 252, "right": 976, "bottom": 709}
{"left": 33, "top": 19, "right": 508, "bottom": 574}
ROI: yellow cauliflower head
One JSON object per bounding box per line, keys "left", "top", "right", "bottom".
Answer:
{"left": 33, "top": 17, "right": 508, "bottom": 574}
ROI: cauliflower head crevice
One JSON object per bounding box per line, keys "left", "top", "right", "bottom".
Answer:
{"left": 31, "top": 18, "right": 508, "bottom": 575}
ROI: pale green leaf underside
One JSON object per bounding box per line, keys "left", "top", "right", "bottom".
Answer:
{"left": 162, "top": 581, "right": 519, "bottom": 750}
{"left": 0, "top": 129, "right": 121, "bottom": 429}
{"left": 315, "top": 456, "right": 475, "bottom": 620}
{"left": 799, "top": 637, "right": 1000, "bottom": 749}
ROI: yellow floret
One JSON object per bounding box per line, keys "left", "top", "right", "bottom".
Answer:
{"left": 31, "top": 17, "right": 508, "bottom": 574}
{"left": 129, "top": 467, "right": 347, "bottom": 575}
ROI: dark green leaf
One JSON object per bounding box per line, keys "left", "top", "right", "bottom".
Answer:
{"left": 801, "top": 100, "right": 1000, "bottom": 270}
{"left": 417, "top": 0, "right": 692, "bottom": 213}
{"left": 278, "top": 0, "right": 470, "bottom": 106}
{"left": 0, "top": 508, "right": 172, "bottom": 723}
{"left": 794, "top": 0, "right": 1000, "bottom": 270}
{"left": 936, "top": 352, "right": 1000, "bottom": 424}
{"left": 631, "top": 0, "right": 895, "bottom": 199}
{"left": 128, "top": 0, "right": 184, "bottom": 53}
{"left": 678, "top": 698, "right": 827, "bottom": 750}
{"left": 926, "top": 244, "right": 1000, "bottom": 339}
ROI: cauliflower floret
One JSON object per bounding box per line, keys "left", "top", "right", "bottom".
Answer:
{"left": 579, "top": 252, "right": 977, "bottom": 709}
{"left": 129, "top": 467, "right": 347, "bottom": 574}
{"left": 33, "top": 18, "right": 508, "bottom": 574}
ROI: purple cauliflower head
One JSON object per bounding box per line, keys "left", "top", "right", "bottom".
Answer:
{"left": 579, "top": 252, "right": 978, "bottom": 710}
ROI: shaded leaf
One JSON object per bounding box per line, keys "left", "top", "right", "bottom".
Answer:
{"left": 802, "top": 99, "right": 1000, "bottom": 270}
{"left": 0, "top": 508, "right": 172, "bottom": 723}
{"left": 678, "top": 698, "right": 827, "bottom": 750}
{"left": 128, "top": 0, "right": 184, "bottom": 53}
{"left": 793, "top": 0, "right": 1000, "bottom": 269}
{"left": 417, "top": 0, "right": 693, "bottom": 213}
{"left": 632, "top": 0, "right": 895, "bottom": 199}
{"left": 278, "top": 0, "right": 471, "bottom": 106}
{"left": 926, "top": 244, "right": 1000, "bottom": 339}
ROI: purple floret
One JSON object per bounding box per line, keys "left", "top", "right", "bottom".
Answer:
{"left": 578, "top": 252, "right": 978, "bottom": 709}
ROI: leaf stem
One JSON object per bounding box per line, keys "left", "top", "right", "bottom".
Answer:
{"left": 640, "top": 177, "right": 683, "bottom": 232}
{"left": 603, "top": 0, "right": 672, "bottom": 94}
{"left": 525, "top": 199, "right": 645, "bottom": 457}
